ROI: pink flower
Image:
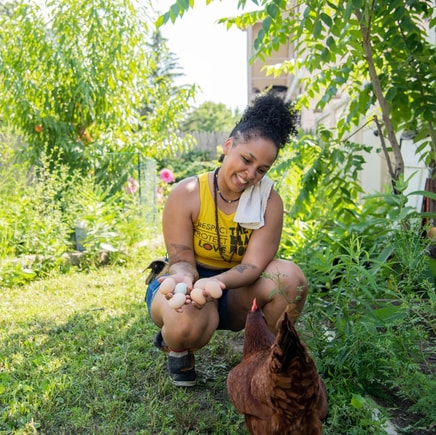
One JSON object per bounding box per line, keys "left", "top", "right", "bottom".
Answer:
{"left": 125, "top": 177, "right": 139, "bottom": 194}
{"left": 159, "top": 168, "right": 175, "bottom": 183}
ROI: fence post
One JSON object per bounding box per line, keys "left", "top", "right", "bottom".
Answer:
{"left": 138, "top": 156, "right": 157, "bottom": 225}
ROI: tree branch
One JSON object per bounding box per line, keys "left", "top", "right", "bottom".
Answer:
{"left": 354, "top": 7, "right": 404, "bottom": 182}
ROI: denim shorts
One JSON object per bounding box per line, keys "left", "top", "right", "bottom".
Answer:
{"left": 145, "top": 265, "right": 230, "bottom": 330}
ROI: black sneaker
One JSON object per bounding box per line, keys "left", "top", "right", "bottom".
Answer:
{"left": 153, "top": 331, "right": 170, "bottom": 353}
{"left": 168, "top": 352, "right": 197, "bottom": 387}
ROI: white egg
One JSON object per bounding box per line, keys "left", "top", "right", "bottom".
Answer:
{"left": 174, "top": 282, "right": 188, "bottom": 295}
{"left": 168, "top": 293, "right": 186, "bottom": 309}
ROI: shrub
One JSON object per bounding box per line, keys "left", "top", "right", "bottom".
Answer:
{"left": 0, "top": 143, "right": 156, "bottom": 285}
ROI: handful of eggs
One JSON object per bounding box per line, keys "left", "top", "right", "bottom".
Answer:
{"left": 159, "top": 278, "right": 188, "bottom": 309}
{"left": 159, "top": 277, "right": 223, "bottom": 309}
{"left": 190, "top": 281, "right": 222, "bottom": 306}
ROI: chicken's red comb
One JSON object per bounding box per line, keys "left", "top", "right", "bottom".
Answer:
{"left": 251, "top": 298, "right": 258, "bottom": 312}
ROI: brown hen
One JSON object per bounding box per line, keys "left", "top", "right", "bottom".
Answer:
{"left": 227, "top": 299, "right": 328, "bottom": 435}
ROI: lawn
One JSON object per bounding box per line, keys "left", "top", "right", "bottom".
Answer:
{"left": 0, "top": 259, "right": 247, "bottom": 434}
{"left": 1, "top": 254, "right": 435, "bottom": 434}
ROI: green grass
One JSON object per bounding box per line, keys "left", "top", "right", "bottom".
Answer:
{"left": 0, "top": 261, "right": 247, "bottom": 434}
{"left": 1, "top": 255, "right": 435, "bottom": 434}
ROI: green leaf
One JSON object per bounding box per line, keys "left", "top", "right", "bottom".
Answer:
{"left": 320, "top": 12, "right": 332, "bottom": 27}
{"left": 178, "top": 0, "right": 190, "bottom": 9}
{"left": 351, "top": 0, "right": 363, "bottom": 7}
{"left": 372, "top": 304, "right": 407, "bottom": 324}
{"left": 393, "top": 5, "right": 406, "bottom": 22}
{"left": 320, "top": 47, "right": 331, "bottom": 62}
{"left": 350, "top": 394, "right": 366, "bottom": 409}
{"left": 409, "top": 190, "right": 436, "bottom": 201}
{"left": 263, "top": 16, "right": 272, "bottom": 33}
{"left": 326, "top": 35, "right": 336, "bottom": 49}
{"left": 169, "top": 3, "right": 180, "bottom": 22}
{"left": 423, "top": 107, "right": 434, "bottom": 121}
{"left": 266, "top": 3, "right": 278, "bottom": 19}
{"left": 385, "top": 86, "right": 398, "bottom": 102}
{"left": 313, "top": 20, "right": 323, "bottom": 38}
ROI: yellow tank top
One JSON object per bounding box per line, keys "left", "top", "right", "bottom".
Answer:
{"left": 193, "top": 172, "right": 252, "bottom": 269}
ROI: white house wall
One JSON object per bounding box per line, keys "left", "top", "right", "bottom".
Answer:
{"left": 313, "top": 100, "right": 427, "bottom": 208}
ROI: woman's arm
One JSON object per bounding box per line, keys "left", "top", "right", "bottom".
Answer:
{"left": 162, "top": 176, "right": 200, "bottom": 284}
{"left": 212, "top": 189, "right": 283, "bottom": 289}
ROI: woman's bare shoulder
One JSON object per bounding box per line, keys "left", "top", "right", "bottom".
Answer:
{"left": 165, "top": 176, "right": 201, "bottom": 216}
{"left": 169, "top": 175, "right": 199, "bottom": 197}
{"left": 268, "top": 187, "right": 283, "bottom": 208}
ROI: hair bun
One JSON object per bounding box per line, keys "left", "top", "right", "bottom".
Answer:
{"left": 230, "top": 94, "right": 298, "bottom": 149}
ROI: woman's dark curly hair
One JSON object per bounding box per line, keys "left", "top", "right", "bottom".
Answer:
{"left": 229, "top": 93, "right": 298, "bottom": 150}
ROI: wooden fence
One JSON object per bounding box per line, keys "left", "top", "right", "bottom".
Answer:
{"left": 185, "top": 132, "right": 229, "bottom": 158}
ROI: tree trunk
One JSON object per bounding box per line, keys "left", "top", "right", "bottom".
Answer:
{"left": 355, "top": 8, "right": 404, "bottom": 183}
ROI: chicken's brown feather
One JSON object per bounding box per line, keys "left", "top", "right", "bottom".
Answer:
{"left": 227, "top": 300, "right": 328, "bottom": 435}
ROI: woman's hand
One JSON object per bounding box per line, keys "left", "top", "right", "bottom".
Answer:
{"left": 158, "top": 275, "right": 225, "bottom": 311}
{"left": 158, "top": 273, "right": 193, "bottom": 292}
{"left": 158, "top": 274, "right": 194, "bottom": 312}
{"left": 189, "top": 278, "right": 225, "bottom": 309}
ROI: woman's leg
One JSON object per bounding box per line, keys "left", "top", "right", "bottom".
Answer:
{"left": 148, "top": 284, "right": 220, "bottom": 386}
{"left": 151, "top": 291, "right": 220, "bottom": 351}
{"left": 224, "top": 259, "right": 308, "bottom": 333}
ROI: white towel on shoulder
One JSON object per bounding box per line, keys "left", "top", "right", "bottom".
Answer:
{"left": 234, "top": 176, "right": 274, "bottom": 230}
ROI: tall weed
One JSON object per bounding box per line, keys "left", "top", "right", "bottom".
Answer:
{"left": 272, "top": 133, "right": 435, "bottom": 432}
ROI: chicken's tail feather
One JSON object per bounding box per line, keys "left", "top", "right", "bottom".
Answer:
{"left": 275, "top": 304, "right": 310, "bottom": 372}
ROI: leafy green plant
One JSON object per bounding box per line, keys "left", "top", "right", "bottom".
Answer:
{"left": 0, "top": 142, "right": 157, "bottom": 284}
{"left": 273, "top": 133, "right": 387, "bottom": 271}
{"left": 0, "top": 0, "right": 196, "bottom": 182}
{"left": 296, "top": 228, "right": 435, "bottom": 433}
{"left": 0, "top": 151, "right": 72, "bottom": 283}
{"left": 266, "top": 131, "right": 436, "bottom": 433}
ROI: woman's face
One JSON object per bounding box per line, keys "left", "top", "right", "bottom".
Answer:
{"left": 221, "top": 136, "right": 277, "bottom": 193}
